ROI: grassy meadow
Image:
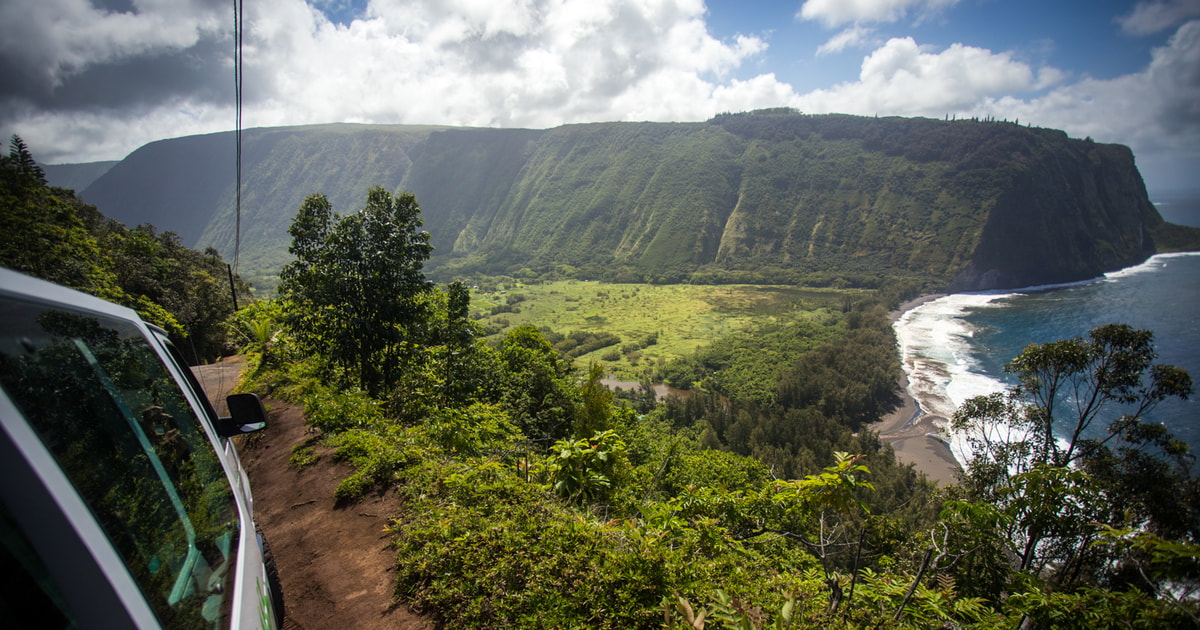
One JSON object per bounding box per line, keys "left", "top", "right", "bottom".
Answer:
{"left": 470, "top": 280, "right": 865, "bottom": 380}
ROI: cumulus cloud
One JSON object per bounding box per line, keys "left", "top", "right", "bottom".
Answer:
{"left": 1118, "top": 0, "right": 1200, "bottom": 36}
{"left": 4, "top": 0, "right": 1199, "bottom": 191}
{"left": 0, "top": 0, "right": 227, "bottom": 100}
{"left": 795, "top": 37, "right": 1059, "bottom": 116}
{"left": 797, "top": 0, "right": 959, "bottom": 28}
{"left": 787, "top": 20, "right": 1200, "bottom": 188}
{"left": 993, "top": 20, "right": 1200, "bottom": 155}
{"left": 3, "top": 0, "right": 787, "bottom": 162}
{"left": 238, "top": 0, "right": 773, "bottom": 129}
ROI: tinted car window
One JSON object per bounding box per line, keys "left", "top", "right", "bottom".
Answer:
{"left": 0, "top": 297, "right": 239, "bottom": 628}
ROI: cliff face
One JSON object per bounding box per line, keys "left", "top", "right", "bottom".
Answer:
{"left": 948, "top": 141, "right": 1162, "bottom": 291}
{"left": 78, "top": 111, "right": 1180, "bottom": 290}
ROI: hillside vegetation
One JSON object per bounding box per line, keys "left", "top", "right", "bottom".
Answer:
{"left": 9, "top": 147, "right": 1198, "bottom": 626}
{"left": 468, "top": 281, "right": 859, "bottom": 380}
{"left": 0, "top": 136, "right": 250, "bottom": 362}
{"left": 226, "top": 184, "right": 1197, "bottom": 628}
{"left": 78, "top": 110, "right": 1200, "bottom": 292}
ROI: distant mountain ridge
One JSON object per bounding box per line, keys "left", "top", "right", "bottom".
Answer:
{"left": 74, "top": 110, "right": 1199, "bottom": 291}
{"left": 43, "top": 160, "right": 119, "bottom": 192}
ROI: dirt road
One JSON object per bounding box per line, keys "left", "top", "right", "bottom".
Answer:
{"left": 193, "top": 357, "right": 431, "bottom": 630}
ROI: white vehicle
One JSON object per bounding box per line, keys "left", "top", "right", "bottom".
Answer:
{"left": 0, "top": 267, "right": 283, "bottom": 628}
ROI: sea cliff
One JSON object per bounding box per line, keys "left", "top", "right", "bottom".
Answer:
{"left": 71, "top": 110, "right": 1199, "bottom": 290}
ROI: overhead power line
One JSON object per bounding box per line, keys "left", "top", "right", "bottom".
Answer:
{"left": 232, "top": 0, "right": 244, "bottom": 274}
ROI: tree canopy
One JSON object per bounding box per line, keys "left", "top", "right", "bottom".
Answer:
{"left": 278, "top": 186, "right": 433, "bottom": 395}
{"left": 0, "top": 135, "right": 248, "bottom": 363}
{"left": 952, "top": 323, "right": 1197, "bottom": 604}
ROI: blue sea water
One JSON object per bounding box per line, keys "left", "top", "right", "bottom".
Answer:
{"left": 895, "top": 253, "right": 1200, "bottom": 467}
{"left": 1153, "top": 190, "right": 1200, "bottom": 229}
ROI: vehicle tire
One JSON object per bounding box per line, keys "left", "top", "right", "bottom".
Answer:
{"left": 257, "top": 526, "right": 286, "bottom": 622}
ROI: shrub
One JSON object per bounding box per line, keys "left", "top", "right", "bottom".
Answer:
{"left": 390, "top": 457, "right": 814, "bottom": 630}
{"left": 547, "top": 430, "right": 629, "bottom": 505}
{"left": 288, "top": 444, "right": 319, "bottom": 470}
{"left": 424, "top": 403, "right": 521, "bottom": 457}
{"left": 326, "top": 425, "right": 428, "bottom": 502}
{"left": 304, "top": 385, "right": 386, "bottom": 433}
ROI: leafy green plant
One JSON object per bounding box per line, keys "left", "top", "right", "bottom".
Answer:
{"left": 548, "top": 430, "right": 629, "bottom": 505}
{"left": 665, "top": 589, "right": 804, "bottom": 630}
{"left": 423, "top": 403, "right": 520, "bottom": 457}
{"left": 1008, "top": 585, "right": 1195, "bottom": 629}
{"left": 326, "top": 425, "right": 427, "bottom": 502}
{"left": 1092, "top": 525, "right": 1200, "bottom": 622}
{"left": 288, "top": 444, "right": 319, "bottom": 470}
{"left": 303, "top": 384, "right": 386, "bottom": 433}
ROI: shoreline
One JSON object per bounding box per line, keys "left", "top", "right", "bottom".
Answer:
{"left": 870, "top": 368, "right": 962, "bottom": 486}
{"left": 878, "top": 255, "right": 1200, "bottom": 485}
{"left": 875, "top": 293, "right": 962, "bottom": 486}
{"left": 888, "top": 293, "right": 946, "bottom": 322}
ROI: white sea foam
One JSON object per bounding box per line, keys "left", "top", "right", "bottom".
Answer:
{"left": 1104, "top": 252, "right": 1200, "bottom": 281}
{"left": 894, "top": 294, "right": 1011, "bottom": 468}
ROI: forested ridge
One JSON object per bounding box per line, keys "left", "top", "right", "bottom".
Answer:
{"left": 0, "top": 136, "right": 249, "bottom": 362}
{"left": 73, "top": 110, "right": 1200, "bottom": 293}
{"left": 10, "top": 135, "right": 1200, "bottom": 627}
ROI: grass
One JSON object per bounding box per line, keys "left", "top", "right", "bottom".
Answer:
{"left": 470, "top": 281, "right": 863, "bottom": 379}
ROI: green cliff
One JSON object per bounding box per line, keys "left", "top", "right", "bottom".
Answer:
{"left": 78, "top": 110, "right": 1196, "bottom": 290}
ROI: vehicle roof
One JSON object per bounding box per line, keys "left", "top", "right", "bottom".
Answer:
{"left": 0, "top": 267, "right": 144, "bottom": 323}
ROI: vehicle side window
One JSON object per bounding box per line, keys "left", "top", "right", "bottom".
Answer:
{"left": 0, "top": 298, "right": 239, "bottom": 629}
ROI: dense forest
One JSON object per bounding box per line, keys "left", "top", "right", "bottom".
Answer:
{"left": 8, "top": 135, "right": 1200, "bottom": 627}
{"left": 74, "top": 111, "right": 1200, "bottom": 293}
{"left": 0, "top": 136, "right": 250, "bottom": 363}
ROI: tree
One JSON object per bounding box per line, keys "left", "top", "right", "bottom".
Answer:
{"left": 279, "top": 187, "right": 433, "bottom": 395}
{"left": 955, "top": 324, "right": 1191, "bottom": 481}
{"left": 575, "top": 362, "right": 613, "bottom": 438}
{"left": 1, "top": 135, "right": 110, "bottom": 291}
{"left": 5, "top": 135, "right": 46, "bottom": 187}
{"left": 497, "top": 325, "right": 578, "bottom": 441}
{"left": 952, "top": 323, "right": 1194, "bottom": 587}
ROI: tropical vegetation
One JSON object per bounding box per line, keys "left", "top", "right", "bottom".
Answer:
{"left": 8, "top": 134, "right": 1199, "bottom": 627}
{"left": 0, "top": 135, "right": 250, "bottom": 363}
{"left": 234, "top": 186, "right": 1200, "bottom": 627}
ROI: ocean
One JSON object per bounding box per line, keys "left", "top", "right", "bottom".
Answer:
{"left": 895, "top": 195, "right": 1200, "bottom": 468}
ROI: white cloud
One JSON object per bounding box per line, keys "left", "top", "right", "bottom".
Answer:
{"left": 6, "top": 0, "right": 1199, "bottom": 192}
{"left": 816, "top": 25, "right": 876, "bottom": 56}
{"left": 795, "top": 37, "right": 1055, "bottom": 116}
{"left": 791, "top": 20, "right": 1199, "bottom": 189}
{"left": 1118, "top": 0, "right": 1200, "bottom": 36}
{"left": 990, "top": 20, "right": 1200, "bottom": 158}
{"left": 0, "top": 0, "right": 225, "bottom": 90}
{"left": 786, "top": 23, "right": 1199, "bottom": 183}
{"left": 233, "top": 0, "right": 773, "bottom": 129}
{"left": 12, "top": 100, "right": 235, "bottom": 165}
{"left": 4, "top": 0, "right": 786, "bottom": 162}
{"left": 797, "top": 0, "right": 958, "bottom": 29}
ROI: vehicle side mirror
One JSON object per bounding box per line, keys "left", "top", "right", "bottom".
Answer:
{"left": 216, "top": 393, "right": 268, "bottom": 438}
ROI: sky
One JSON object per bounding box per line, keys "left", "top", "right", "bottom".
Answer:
{"left": 2, "top": 0, "right": 1198, "bottom": 193}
